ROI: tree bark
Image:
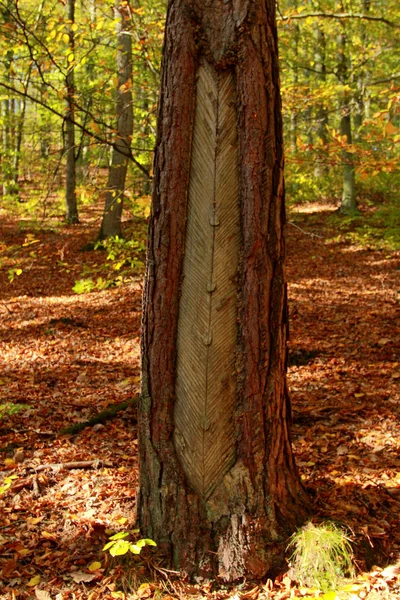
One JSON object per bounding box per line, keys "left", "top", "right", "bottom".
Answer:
{"left": 139, "top": 0, "right": 308, "bottom": 581}
{"left": 65, "top": 0, "right": 79, "bottom": 224}
{"left": 98, "top": 0, "right": 133, "bottom": 240}
{"left": 313, "top": 23, "right": 329, "bottom": 178}
{"left": 337, "top": 26, "right": 358, "bottom": 214}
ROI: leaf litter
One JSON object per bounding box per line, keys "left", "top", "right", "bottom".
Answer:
{"left": 0, "top": 201, "right": 399, "bottom": 599}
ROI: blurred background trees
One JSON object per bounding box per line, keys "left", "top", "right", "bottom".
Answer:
{"left": 0, "top": 0, "right": 398, "bottom": 240}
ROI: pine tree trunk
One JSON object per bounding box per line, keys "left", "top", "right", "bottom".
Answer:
{"left": 138, "top": 0, "right": 308, "bottom": 581}
{"left": 98, "top": 0, "right": 133, "bottom": 240}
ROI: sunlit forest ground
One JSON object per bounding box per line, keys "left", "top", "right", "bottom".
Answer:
{"left": 0, "top": 184, "right": 399, "bottom": 598}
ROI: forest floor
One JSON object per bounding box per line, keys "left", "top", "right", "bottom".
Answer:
{"left": 0, "top": 198, "right": 399, "bottom": 599}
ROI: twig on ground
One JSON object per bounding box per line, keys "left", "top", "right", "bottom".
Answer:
{"left": 1, "top": 299, "right": 12, "bottom": 314}
{"left": 288, "top": 221, "right": 325, "bottom": 239}
{"left": 364, "top": 476, "right": 400, "bottom": 504}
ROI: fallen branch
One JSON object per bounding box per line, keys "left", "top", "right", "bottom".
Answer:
{"left": 30, "top": 460, "right": 113, "bottom": 473}
{"left": 59, "top": 396, "right": 137, "bottom": 435}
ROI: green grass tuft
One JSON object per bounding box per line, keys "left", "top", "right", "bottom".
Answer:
{"left": 288, "top": 521, "right": 355, "bottom": 592}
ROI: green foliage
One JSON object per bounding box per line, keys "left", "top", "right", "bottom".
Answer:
{"left": 285, "top": 161, "right": 340, "bottom": 204}
{"left": 99, "top": 235, "right": 146, "bottom": 271}
{"left": 7, "top": 267, "right": 22, "bottom": 283}
{"left": 73, "top": 235, "right": 145, "bottom": 294}
{"left": 0, "top": 402, "right": 30, "bottom": 419}
{"left": 326, "top": 174, "right": 400, "bottom": 250}
{"left": 288, "top": 521, "right": 355, "bottom": 593}
{"left": 103, "top": 531, "right": 156, "bottom": 558}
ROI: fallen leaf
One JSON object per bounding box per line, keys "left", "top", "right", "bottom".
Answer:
{"left": 27, "top": 574, "right": 41, "bottom": 586}
{"left": 381, "top": 564, "right": 399, "bottom": 580}
{"left": 27, "top": 517, "right": 44, "bottom": 525}
{"left": 137, "top": 583, "right": 153, "bottom": 598}
{"left": 70, "top": 571, "right": 98, "bottom": 583}
{"left": 35, "top": 590, "right": 52, "bottom": 600}
{"left": 88, "top": 561, "right": 102, "bottom": 571}
{"left": 2, "top": 559, "right": 17, "bottom": 578}
{"left": 117, "top": 517, "right": 128, "bottom": 524}
{"left": 240, "top": 586, "right": 259, "bottom": 600}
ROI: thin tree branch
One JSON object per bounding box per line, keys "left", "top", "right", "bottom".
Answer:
{"left": 369, "top": 73, "right": 400, "bottom": 85}
{"left": 0, "top": 81, "right": 151, "bottom": 178}
{"left": 278, "top": 12, "right": 400, "bottom": 29}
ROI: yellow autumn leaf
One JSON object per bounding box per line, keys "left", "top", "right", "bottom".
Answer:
{"left": 117, "top": 517, "right": 128, "bottom": 525}
{"left": 67, "top": 53, "right": 74, "bottom": 63}
{"left": 62, "top": 33, "right": 69, "bottom": 43}
{"left": 27, "top": 574, "right": 41, "bottom": 586}
{"left": 88, "top": 561, "right": 102, "bottom": 571}
{"left": 111, "top": 593, "right": 125, "bottom": 599}
{"left": 4, "top": 458, "right": 16, "bottom": 466}
{"left": 27, "top": 517, "right": 43, "bottom": 525}
{"left": 41, "top": 531, "right": 55, "bottom": 539}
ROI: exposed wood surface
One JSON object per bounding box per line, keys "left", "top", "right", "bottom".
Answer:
{"left": 174, "top": 61, "right": 240, "bottom": 498}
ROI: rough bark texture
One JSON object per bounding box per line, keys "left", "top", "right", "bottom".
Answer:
{"left": 98, "top": 0, "right": 133, "bottom": 239}
{"left": 139, "top": 0, "right": 308, "bottom": 581}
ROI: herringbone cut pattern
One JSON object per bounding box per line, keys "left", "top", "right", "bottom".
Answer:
{"left": 174, "top": 61, "right": 240, "bottom": 499}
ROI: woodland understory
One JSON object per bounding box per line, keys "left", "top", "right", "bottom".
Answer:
{"left": 0, "top": 196, "right": 399, "bottom": 599}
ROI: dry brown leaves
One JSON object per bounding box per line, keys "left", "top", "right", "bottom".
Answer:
{"left": 0, "top": 201, "right": 399, "bottom": 599}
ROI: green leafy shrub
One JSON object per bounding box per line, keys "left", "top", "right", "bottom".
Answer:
{"left": 73, "top": 236, "right": 145, "bottom": 294}
{"left": 103, "top": 531, "right": 156, "bottom": 558}
{"left": 287, "top": 521, "right": 355, "bottom": 593}
{"left": 285, "top": 161, "right": 340, "bottom": 205}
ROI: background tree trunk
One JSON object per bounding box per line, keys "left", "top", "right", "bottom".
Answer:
{"left": 313, "top": 23, "right": 329, "bottom": 178}
{"left": 139, "top": 0, "right": 308, "bottom": 581}
{"left": 65, "top": 0, "right": 79, "bottom": 224}
{"left": 98, "top": 0, "right": 133, "bottom": 240}
{"left": 337, "top": 17, "right": 357, "bottom": 214}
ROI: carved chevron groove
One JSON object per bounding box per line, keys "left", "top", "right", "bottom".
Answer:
{"left": 174, "top": 61, "right": 240, "bottom": 499}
